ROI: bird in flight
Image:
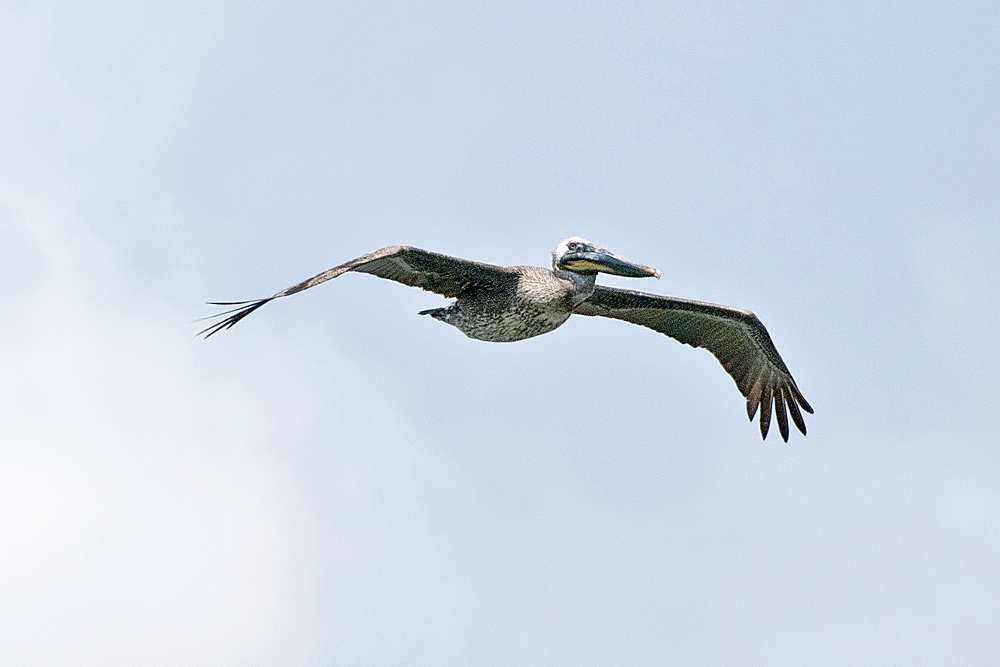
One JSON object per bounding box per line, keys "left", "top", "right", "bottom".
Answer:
{"left": 202, "top": 237, "right": 813, "bottom": 440}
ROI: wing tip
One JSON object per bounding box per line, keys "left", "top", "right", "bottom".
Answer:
{"left": 198, "top": 298, "right": 273, "bottom": 338}
{"left": 758, "top": 385, "right": 773, "bottom": 440}
{"left": 786, "top": 386, "right": 808, "bottom": 436}
{"left": 774, "top": 388, "right": 790, "bottom": 442}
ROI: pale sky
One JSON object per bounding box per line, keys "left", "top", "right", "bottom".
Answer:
{"left": 2, "top": 1, "right": 999, "bottom": 664}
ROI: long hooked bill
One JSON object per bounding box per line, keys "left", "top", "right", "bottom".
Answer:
{"left": 560, "top": 246, "right": 661, "bottom": 278}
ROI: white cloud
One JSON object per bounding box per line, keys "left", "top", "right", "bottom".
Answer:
{"left": 4, "top": 1, "right": 1000, "bottom": 665}
{"left": 0, "top": 202, "right": 320, "bottom": 665}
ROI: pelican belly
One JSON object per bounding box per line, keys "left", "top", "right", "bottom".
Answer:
{"left": 425, "top": 302, "right": 571, "bottom": 342}
{"left": 467, "top": 304, "right": 571, "bottom": 342}
{"left": 419, "top": 265, "right": 580, "bottom": 342}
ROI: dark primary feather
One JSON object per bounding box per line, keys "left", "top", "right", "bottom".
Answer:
{"left": 199, "top": 245, "right": 520, "bottom": 338}
{"left": 573, "top": 286, "right": 813, "bottom": 441}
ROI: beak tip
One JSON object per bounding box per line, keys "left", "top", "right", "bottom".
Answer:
{"left": 652, "top": 269, "right": 661, "bottom": 279}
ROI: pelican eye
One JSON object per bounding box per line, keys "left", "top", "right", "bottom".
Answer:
{"left": 567, "top": 242, "right": 579, "bottom": 251}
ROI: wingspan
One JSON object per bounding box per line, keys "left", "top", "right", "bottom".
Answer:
{"left": 574, "top": 285, "right": 813, "bottom": 440}
{"left": 200, "top": 245, "right": 520, "bottom": 338}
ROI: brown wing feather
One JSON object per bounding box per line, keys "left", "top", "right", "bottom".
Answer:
{"left": 574, "top": 285, "right": 813, "bottom": 440}
{"left": 200, "top": 246, "right": 520, "bottom": 338}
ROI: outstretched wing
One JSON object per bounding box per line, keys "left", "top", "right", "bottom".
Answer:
{"left": 574, "top": 286, "right": 813, "bottom": 441}
{"left": 200, "top": 245, "right": 520, "bottom": 338}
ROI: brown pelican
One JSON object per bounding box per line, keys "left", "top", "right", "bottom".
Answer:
{"left": 202, "top": 238, "right": 813, "bottom": 440}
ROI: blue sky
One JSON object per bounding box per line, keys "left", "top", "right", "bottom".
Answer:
{"left": 2, "top": 1, "right": 999, "bottom": 664}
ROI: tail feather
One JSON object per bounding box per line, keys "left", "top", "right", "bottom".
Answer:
{"left": 418, "top": 307, "right": 448, "bottom": 319}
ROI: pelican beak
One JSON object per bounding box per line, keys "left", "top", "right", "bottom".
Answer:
{"left": 559, "top": 245, "right": 660, "bottom": 278}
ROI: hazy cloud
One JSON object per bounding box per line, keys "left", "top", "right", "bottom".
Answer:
{"left": 3, "top": 1, "right": 998, "bottom": 665}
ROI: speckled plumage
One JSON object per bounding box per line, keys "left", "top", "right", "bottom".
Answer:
{"left": 202, "top": 239, "right": 813, "bottom": 440}
{"left": 418, "top": 266, "right": 593, "bottom": 342}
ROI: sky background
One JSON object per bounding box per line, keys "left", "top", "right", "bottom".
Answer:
{"left": 2, "top": 0, "right": 999, "bottom": 664}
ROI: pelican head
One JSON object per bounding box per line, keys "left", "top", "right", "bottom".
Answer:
{"left": 552, "top": 237, "right": 660, "bottom": 279}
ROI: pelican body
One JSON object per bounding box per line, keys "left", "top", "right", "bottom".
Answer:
{"left": 202, "top": 237, "right": 813, "bottom": 441}
{"left": 416, "top": 239, "right": 657, "bottom": 342}
{"left": 419, "top": 265, "right": 582, "bottom": 342}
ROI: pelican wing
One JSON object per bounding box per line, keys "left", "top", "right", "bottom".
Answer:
{"left": 574, "top": 286, "right": 813, "bottom": 440}
{"left": 200, "top": 245, "right": 520, "bottom": 338}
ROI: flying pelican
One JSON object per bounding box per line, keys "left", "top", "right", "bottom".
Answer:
{"left": 202, "top": 238, "right": 812, "bottom": 440}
